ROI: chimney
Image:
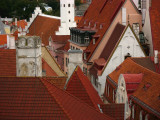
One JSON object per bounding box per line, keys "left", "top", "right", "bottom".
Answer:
{"left": 15, "top": 18, "right": 17, "bottom": 26}
{"left": 68, "top": 49, "right": 83, "bottom": 78}
{"left": 154, "top": 50, "right": 158, "bottom": 64}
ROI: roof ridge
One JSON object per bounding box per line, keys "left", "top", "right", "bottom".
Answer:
{"left": 42, "top": 78, "right": 111, "bottom": 119}
{"left": 76, "top": 66, "right": 102, "bottom": 110}
{"left": 40, "top": 78, "right": 71, "bottom": 120}
{"left": 130, "top": 58, "right": 160, "bottom": 75}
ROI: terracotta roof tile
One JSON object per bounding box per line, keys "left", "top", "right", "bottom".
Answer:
{"left": 78, "top": 0, "right": 125, "bottom": 61}
{"left": 52, "top": 35, "right": 70, "bottom": 44}
{"left": 12, "top": 20, "right": 27, "bottom": 29}
{"left": 42, "top": 58, "right": 58, "bottom": 76}
{"left": 0, "top": 35, "right": 7, "bottom": 47}
{"left": 0, "top": 77, "right": 113, "bottom": 119}
{"left": 150, "top": 0, "right": 160, "bottom": 52}
{"left": 66, "top": 66, "right": 103, "bottom": 111}
{"left": 0, "top": 49, "right": 16, "bottom": 76}
{"left": 100, "top": 104, "right": 125, "bottom": 120}
{"left": 28, "top": 15, "right": 60, "bottom": 45}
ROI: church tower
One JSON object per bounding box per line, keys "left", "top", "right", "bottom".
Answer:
{"left": 56, "top": 0, "right": 77, "bottom": 35}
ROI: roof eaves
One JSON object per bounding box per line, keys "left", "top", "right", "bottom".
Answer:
{"left": 130, "top": 95, "right": 160, "bottom": 118}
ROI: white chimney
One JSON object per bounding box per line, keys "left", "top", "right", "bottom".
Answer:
{"left": 122, "top": 7, "right": 126, "bottom": 26}
{"left": 15, "top": 18, "right": 17, "bottom": 26}
{"left": 154, "top": 50, "right": 158, "bottom": 64}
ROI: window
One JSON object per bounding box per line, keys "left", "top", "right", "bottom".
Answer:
{"left": 93, "top": 38, "right": 95, "bottom": 44}
{"left": 68, "top": 4, "right": 70, "bottom": 7}
{"left": 140, "top": 110, "right": 143, "bottom": 120}
{"left": 125, "top": 53, "right": 131, "bottom": 59}
{"left": 113, "top": 90, "right": 115, "bottom": 102}
{"left": 66, "top": 58, "right": 68, "bottom": 67}
{"left": 70, "top": 45, "right": 72, "bottom": 50}
{"left": 92, "top": 75, "right": 98, "bottom": 87}
{"left": 108, "top": 85, "right": 110, "bottom": 96}
{"left": 68, "top": 11, "right": 70, "bottom": 14}
{"left": 145, "top": 114, "right": 149, "bottom": 120}
{"left": 84, "top": 36, "right": 90, "bottom": 44}
{"left": 84, "top": 53, "right": 86, "bottom": 60}
{"left": 64, "top": 4, "right": 65, "bottom": 7}
{"left": 132, "top": 106, "right": 135, "bottom": 119}
{"left": 69, "top": 19, "right": 71, "bottom": 22}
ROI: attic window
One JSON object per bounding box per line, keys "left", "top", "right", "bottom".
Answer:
{"left": 100, "top": 24, "right": 103, "bottom": 29}
{"left": 125, "top": 53, "right": 131, "bottom": 59}
{"left": 93, "top": 38, "right": 95, "bottom": 44}
{"left": 143, "top": 83, "right": 151, "bottom": 90}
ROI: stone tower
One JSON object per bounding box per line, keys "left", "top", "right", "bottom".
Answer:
{"left": 16, "top": 36, "right": 42, "bottom": 77}
{"left": 56, "top": 0, "right": 77, "bottom": 35}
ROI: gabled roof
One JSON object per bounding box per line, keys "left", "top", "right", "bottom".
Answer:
{"left": 130, "top": 72, "right": 160, "bottom": 118}
{"left": 0, "top": 34, "right": 7, "bottom": 48}
{"left": 107, "top": 57, "right": 157, "bottom": 86}
{"left": 78, "top": 0, "right": 125, "bottom": 61}
{"left": 122, "top": 74, "right": 143, "bottom": 98}
{"left": 42, "top": 58, "right": 58, "bottom": 76}
{"left": 52, "top": 35, "right": 70, "bottom": 44}
{"left": 65, "top": 66, "right": 103, "bottom": 111}
{"left": 100, "top": 104, "right": 125, "bottom": 120}
{"left": 0, "top": 77, "right": 113, "bottom": 120}
{"left": 41, "top": 46, "right": 66, "bottom": 77}
{"left": 28, "top": 15, "right": 60, "bottom": 45}
{"left": 150, "top": 0, "right": 160, "bottom": 52}
{"left": 90, "top": 24, "right": 143, "bottom": 76}
{"left": 12, "top": 20, "right": 27, "bottom": 29}
{"left": 0, "top": 49, "right": 16, "bottom": 76}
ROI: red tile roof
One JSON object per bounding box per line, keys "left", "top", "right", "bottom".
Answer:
{"left": 52, "top": 35, "right": 70, "bottom": 44}
{"left": 0, "top": 35, "right": 7, "bottom": 47}
{"left": 28, "top": 15, "right": 60, "bottom": 45}
{"left": 78, "top": 0, "right": 125, "bottom": 61}
{"left": 42, "top": 58, "right": 58, "bottom": 76}
{"left": 89, "top": 23, "right": 126, "bottom": 76}
{"left": 150, "top": 0, "right": 160, "bottom": 52}
{"left": 105, "top": 57, "right": 160, "bottom": 118}
{"left": 64, "top": 41, "right": 70, "bottom": 52}
{"left": 0, "top": 49, "right": 16, "bottom": 76}
{"left": 131, "top": 72, "right": 160, "bottom": 118}
{"left": 12, "top": 20, "right": 27, "bottom": 29}
{"left": 0, "top": 77, "right": 113, "bottom": 119}
{"left": 100, "top": 104, "right": 125, "bottom": 120}
{"left": 66, "top": 66, "right": 103, "bottom": 111}
{"left": 122, "top": 74, "right": 143, "bottom": 98}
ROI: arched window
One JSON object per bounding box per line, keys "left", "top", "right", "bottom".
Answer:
{"left": 132, "top": 106, "right": 135, "bottom": 119}
{"left": 140, "top": 110, "right": 143, "bottom": 120}
{"left": 145, "top": 114, "right": 149, "bottom": 120}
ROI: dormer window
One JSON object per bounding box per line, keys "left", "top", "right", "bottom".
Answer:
{"left": 84, "top": 53, "right": 87, "bottom": 60}
{"left": 100, "top": 24, "right": 103, "bottom": 29}
{"left": 93, "top": 38, "right": 95, "bottom": 44}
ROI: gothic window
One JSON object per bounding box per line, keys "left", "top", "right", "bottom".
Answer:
{"left": 140, "top": 110, "right": 143, "bottom": 120}
{"left": 125, "top": 53, "right": 131, "bottom": 59}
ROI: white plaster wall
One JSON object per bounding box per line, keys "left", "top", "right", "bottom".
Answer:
{"left": 98, "top": 27, "right": 145, "bottom": 96}
{"left": 116, "top": 75, "right": 131, "bottom": 119}
{"left": 142, "top": 2, "right": 153, "bottom": 56}
{"left": 56, "top": 0, "right": 76, "bottom": 35}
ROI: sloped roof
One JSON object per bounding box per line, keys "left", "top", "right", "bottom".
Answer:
{"left": 12, "top": 20, "right": 27, "bottom": 29}
{"left": 42, "top": 58, "right": 58, "bottom": 76}
{"left": 0, "top": 49, "right": 16, "bottom": 76}
{"left": 65, "top": 66, "right": 103, "bottom": 111}
{"left": 131, "top": 72, "right": 160, "bottom": 118}
{"left": 122, "top": 74, "right": 143, "bottom": 98}
{"left": 89, "top": 23, "right": 126, "bottom": 76}
{"left": 41, "top": 46, "right": 66, "bottom": 77}
{"left": 28, "top": 15, "right": 60, "bottom": 45}
{"left": 0, "top": 34, "right": 7, "bottom": 47}
{"left": 100, "top": 104, "right": 125, "bottom": 120}
{"left": 106, "top": 57, "right": 160, "bottom": 117}
{"left": 0, "top": 77, "right": 113, "bottom": 119}
{"left": 78, "top": 0, "right": 125, "bottom": 61}
{"left": 150, "top": 0, "right": 160, "bottom": 52}
{"left": 52, "top": 35, "right": 70, "bottom": 44}
{"left": 64, "top": 41, "right": 70, "bottom": 52}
